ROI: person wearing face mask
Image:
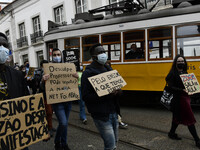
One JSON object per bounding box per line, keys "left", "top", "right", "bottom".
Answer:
{"left": 42, "top": 48, "right": 78, "bottom": 150}
{"left": 81, "top": 43, "right": 120, "bottom": 150}
{"left": 166, "top": 55, "right": 200, "bottom": 148}
{"left": 0, "top": 33, "right": 29, "bottom": 150}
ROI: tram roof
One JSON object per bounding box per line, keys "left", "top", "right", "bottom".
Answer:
{"left": 45, "top": 4, "right": 200, "bottom": 37}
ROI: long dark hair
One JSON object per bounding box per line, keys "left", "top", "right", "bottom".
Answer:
{"left": 166, "top": 54, "right": 187, "bottom": 81}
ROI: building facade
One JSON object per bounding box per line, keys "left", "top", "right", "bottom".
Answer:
{"left": 0, "top": 0, "right": 170, "bottom": 67}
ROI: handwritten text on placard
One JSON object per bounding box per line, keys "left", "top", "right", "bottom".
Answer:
{"left": 0, "top": 94, "right": 48, "bottom": 150}
{"left": 88, "top": 70, "right": 127, "bottom": 97}
{"left": 44, "top": 63, "right": 79, "bottom": 104}
{"left": 180, "top": 73, "right": 200, "bottom": 95}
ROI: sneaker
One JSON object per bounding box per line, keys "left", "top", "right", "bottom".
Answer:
{"left": 168, "top": 132, "right": 182, "bottom": 140}
{"left": 119, "top": 122, "right": 128, "bottom": 129}
{"left": 82, "top": 119, "right": 87, "bottom": 125}
{"left": 63, "top": 144, "right": 71, "bottom": 150}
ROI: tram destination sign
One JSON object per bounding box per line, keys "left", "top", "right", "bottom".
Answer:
{"left": 44, "top": 63, "right": 79, "bottom": 104}
{"left": 180, "top": 73, "right": 200, "bottom": 95}
{"left": 88, "top": 70, "right": 127, "bottom": 97}
{"left": 0, "top": 94, "right": 49, "bottom": 150}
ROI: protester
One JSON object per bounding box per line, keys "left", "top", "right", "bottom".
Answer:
{"left": 78, "top": 63, "right": 87, "bottom": 124}
{"left": 166, "top": 55, "right": 200, "bottom": 148}
{"left": 0, "top": 32, "right": 29, "bottom": 150}
{"left": 81, "top": 43, "right": 120, "bottom": 150}
{"left": 25, "top": 61, "right": 37, "bottom": 94}
{"left": 43, "top": 48, "right": 78, "bottom": 150}
{"left": 105, "top": 60, "right": 128, "bottom": 129}
{"left": 39, "top": 60, "right": 56, "bottom": 138}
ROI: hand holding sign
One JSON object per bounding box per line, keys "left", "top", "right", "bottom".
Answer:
{"left": 88, "top": 70, "right": 126, "bottom": 97}
{"left": 180, "top": 73, "right": 200, "bottom": 95}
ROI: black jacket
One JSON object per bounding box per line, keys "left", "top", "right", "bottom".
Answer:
{"left": 81, "top": 62, "right": 119, "bottom": 121}
{"left": 4, "top": 65, "right": 29, "bottom": 99}
{"left": 166, "top": 71, "right": 186, "bottom": 119}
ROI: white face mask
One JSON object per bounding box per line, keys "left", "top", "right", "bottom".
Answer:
{"left": 0, "top": 45, "right": 9, "bottom": 64}
{"left": 53, "top": 56, "right": 62, "bottom": 63}
{"left": 97, "top": 53, "right": 108, "bottom": 65}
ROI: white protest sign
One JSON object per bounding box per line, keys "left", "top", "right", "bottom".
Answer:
{"left": 88, "top": 70, "right": 127, "bottom": 97}
{"left": 44, "top": 63, "right": 79, "bottom": 104}
{"left": 180, "top": 73, "right": 200, "bottom": 95}
{"left": 0, "top": 94, "right": 49, "bottom": 150}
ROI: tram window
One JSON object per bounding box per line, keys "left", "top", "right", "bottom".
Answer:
{"left": 124, "top": 42, "right": 144, "bottom": 60}
{"left": 149, "top": 28, "right": 171, "bottom": 39}
{"left": 176, "top": 24, "right": 200, "bottom": 57}
{"left": 123, "top": 30, "right": 145, "bottom": 60}
{"left": 149, "top": 40, "right": 172, "bottom": 59}
{"left": 177, "top": 25, "right": 200, "bottom": 36}
{"left": 177, "top": 37, "right": 200, "bottom": 57}
{"left": 148, "top": 27, "right": 172, "bottom": 60}
{"left": 82, "top": 35, "right": 99, "bottom": 62}
{"left": 101, "top": 33, "right": 121, "bottom": 61}
{"left": 102, "top": 33, "right": 120, "bottom": 43}
{"left": 65, "top": 38, "right": 79, "bottom": 47}
{"left": 103, "top": 44, "right": 120, "bottom": 61}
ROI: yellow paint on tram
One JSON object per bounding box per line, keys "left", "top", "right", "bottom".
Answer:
{"left": 111, "top": 61, "right": 200, "bottom": 92}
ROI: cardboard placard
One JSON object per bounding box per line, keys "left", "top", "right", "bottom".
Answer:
{"left": 44, "top": 63, "right": 79, "bottom": 104}
{"left": 180, "top": 73, "right": 200, "bottom": 95}
{"left": 63, "top": 49, "right": 80, "bottom": 71}
{"left": 27, "top": 67, "right": 35, "bottom": 79}
{"left": 0, "top": 94, "right": 49, "bottom": 150}
{"left": 88, "top": 70, "right": 127, "bottom": 97}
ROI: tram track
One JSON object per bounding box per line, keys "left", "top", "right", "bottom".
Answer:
{"left": 70, "top": 109, "right": 194, "bottom": 142}
{"left": 68, "top": 121, "right": 150, "bottom": 150}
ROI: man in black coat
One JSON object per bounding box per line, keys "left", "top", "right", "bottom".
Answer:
{"left": 0, "top": 32, "right": 29, "bottom": 150}
{"left": 81, "top": 43, "right": 120, "bottom": 150}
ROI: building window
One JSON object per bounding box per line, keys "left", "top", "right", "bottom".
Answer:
{"left": 148, "top": 27, "right": 173, "bottom": 60}
{"left": 176, "top": 24, "right": 200, "bottom": 58}
{"left": 19, "top": 23, "right": 26, "bottom": 38}
{"left": 22, "top": 54, "right": 28, "bottom": 64}
{"left": 17, "top": 23, "right": 28, "bottom": 48}
{"left": 82, "top": 35, "right": 99, "bottom": 62}
{"left": 124, "top": 30, "right": 145, "bottom": 60}
{"left": 54, "top": 5, "right": 64, "bottom": 23}
{"left": 101, "top": 33, "right": 121, "bottom": 61}
{"left": 75, "top": 0, "right": 88, "bottom": 14}
{"left": 5, "top": 30, "right": 12, "bottom": 49}
{"left": 32, "top": 16, "right": 41, "bottom": 35}
{"left": 37, "top": 51, "right": 43, "bottom": 67}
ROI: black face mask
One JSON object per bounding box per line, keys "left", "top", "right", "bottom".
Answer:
{"left": 177, "top": 64, "right": 185, "bottom": 69}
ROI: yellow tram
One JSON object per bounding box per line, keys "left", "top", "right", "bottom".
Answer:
{"left": 44, "top": 1, "right": 200, "bottom": 103}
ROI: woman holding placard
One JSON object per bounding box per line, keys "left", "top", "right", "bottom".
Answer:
{"left": 166, "top": 55, "right": 200, "bottom": 148}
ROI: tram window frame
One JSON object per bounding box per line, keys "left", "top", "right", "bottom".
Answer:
{"left": 123, "top": 30, "right": 145, "bottom": 61}
{"left": 176, "top": 23, "right": 200, "bottom": 59}
{"left": 101, "top": 33, "right": 121, "bottom": 62}
{"left": 148, "top": 26, "right": 173, "bottom": 60}
{"left": 82, "top": 35, "right": 99, "bottom": 63}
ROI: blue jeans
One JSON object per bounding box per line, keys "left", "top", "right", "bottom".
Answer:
{"left": 78, "top": 87, "right": 86, "bottom": 120}
{"left": 52, "top": 102, "right": 72, "bottom": 146}
{"left": 93, "top": 113, "right": 118, "bottom": 150}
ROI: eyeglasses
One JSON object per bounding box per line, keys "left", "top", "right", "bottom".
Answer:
{"left": 177, "top": 61, "right": 184, "bottom": 63}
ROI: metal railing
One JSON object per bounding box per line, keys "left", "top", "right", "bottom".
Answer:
{"left": 17, "top": 36, "right": 28, "bottom": 48}
{"left": 30, "top": 30, "right": 43, "bottom": 44}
